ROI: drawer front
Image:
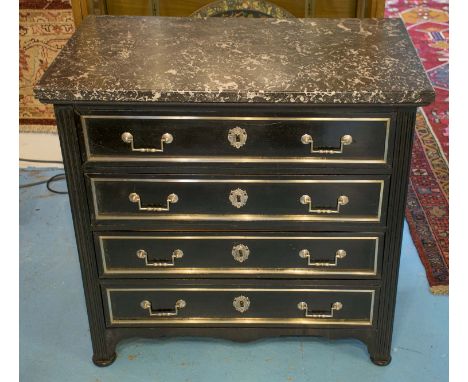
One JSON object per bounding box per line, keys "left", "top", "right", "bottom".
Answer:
{"left": 96, "top": 233, "right": 382, "bottom": 277}
{"left": 89, "top": 176, "right": 387, "bottom": 223}
{"left": 104, "top": 286, "right": 377, "bottom": 327}
{"left": 82, "top": 116, "right": 391, "bottom": 165}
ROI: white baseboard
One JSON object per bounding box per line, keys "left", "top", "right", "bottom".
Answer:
{"left": 19, "top": 133, "right": 63, "bottom": 168}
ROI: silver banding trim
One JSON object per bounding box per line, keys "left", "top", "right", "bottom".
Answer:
{"left": 90, "top": 178, "right": 385, "bottom": 222}
{"left": 106, "top": 288, "right": 375, "bottom": 326}
{"left": 81, "top": 115, "right": 391, "bottom": 164}
{"left": 98, "top": 236, "right": 379, "bottom": 276}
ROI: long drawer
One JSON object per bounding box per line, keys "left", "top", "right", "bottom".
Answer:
{"left": 103, "top": 284, "right": 378, "bottom": 327}
{"left": 88, "top": 175, "right": 388, "bottom": 223}
{"left": 81, "top": 115, "right": 392, "bottom": 165}
{"left": 95, "top": 232, "right": 383, "bottom": 278}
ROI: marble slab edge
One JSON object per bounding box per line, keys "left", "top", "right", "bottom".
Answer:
{"left": 35, "top": 89, "right": 435, "bottom": 106}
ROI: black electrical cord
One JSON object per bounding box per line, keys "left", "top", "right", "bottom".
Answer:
{"left": 46, "top": 173, "right": 68, "bottom": 194}
{"left": 20, "top": 173, "right": 68, "bottom": 194}
{"left": 19, "top": 158, "right": 67, "bottom": 194}
{"left": 19, "top": 179, "right": 50, "bottom": 189}
{"left": 19, "top": 157, "right": 64, "bottom": 164}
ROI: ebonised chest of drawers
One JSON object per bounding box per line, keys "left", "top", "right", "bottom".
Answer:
{"left": 36, "top": 16, "right": 434, "bottom": 366}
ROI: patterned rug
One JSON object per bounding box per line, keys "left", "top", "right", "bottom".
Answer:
{"left": 19, "top": 0, "right": 75, "bottom": 133}
{"left": 386, "top": 0, "right": 449, "bottom": 294}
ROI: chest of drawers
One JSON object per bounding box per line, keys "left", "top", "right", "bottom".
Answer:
{"left": 36, "top": 16, "right": 434, "bottom": 366}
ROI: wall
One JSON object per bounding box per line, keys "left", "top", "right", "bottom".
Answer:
{"left": 19, "top": 133, "right": 63, "bottom": 168}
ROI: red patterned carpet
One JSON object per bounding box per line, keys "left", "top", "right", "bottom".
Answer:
{"left": 19, "top": 0, "right": 75, "bottom": 133}
{"left": 386, "top": 0, "right": 449, "bottom": 294}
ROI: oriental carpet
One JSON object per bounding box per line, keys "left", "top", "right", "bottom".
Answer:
{"left": 19, "top": 0, "right": 75, "bottom": 133}
{"left": 386, "top": 0, "right": 449, "bottom": 293}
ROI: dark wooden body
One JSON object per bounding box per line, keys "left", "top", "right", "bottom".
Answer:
{"left": 54, "top": 103, "right": 417, "bottom": 367}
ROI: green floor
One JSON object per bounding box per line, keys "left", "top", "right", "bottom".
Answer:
{"left": 19, "top": 168, "right": 448, "bottom": 382}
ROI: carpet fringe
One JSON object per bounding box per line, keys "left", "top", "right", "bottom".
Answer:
{"left": 430, "top": 285, "right": 449, "bottom": 295}
{"left": 20, "top": 124, "right": 57, "bottom": 134}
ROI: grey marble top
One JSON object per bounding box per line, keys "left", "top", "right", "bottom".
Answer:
{"left": 35, "top": 16, "right": 434, "bottom": 105}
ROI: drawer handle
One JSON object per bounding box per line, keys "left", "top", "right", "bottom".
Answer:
{"left": 297, "top": 301, "right": 343, "bottom": 318}
{"left": 129, "top": 192, "right": 178, "bottom": 212}
{"left": 121, "top": 132, "right": 173, "bottom": 152}
{"left": 232, "top": 244, "right": 250, "bottom": 263}
{"left": 300, "top": 195, "right": 349, "bottom": 214}
{"left": 299, "top": 249, "right": 347, "bottom": 267}
{"left": 301, "top": 134, "right": 353, "bottom": 154}
{"left": 140, "top": 299, "right": 186, "bottom": 317}
{"left": 136, "top": 249, "right": 184, "bottom": 267}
